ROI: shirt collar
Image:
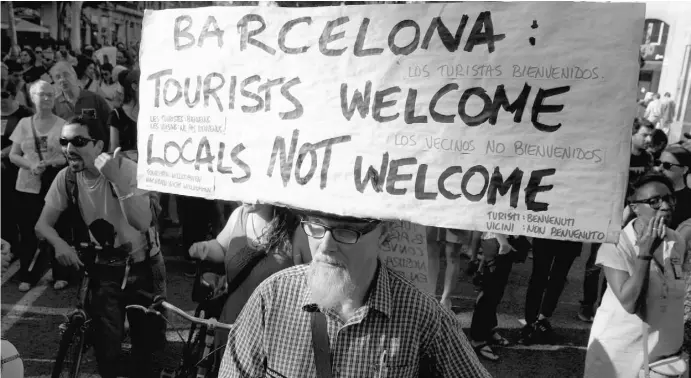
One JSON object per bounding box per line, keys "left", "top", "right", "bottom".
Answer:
{"left": 301, "top": 259, "right": 392, "bottom": 319}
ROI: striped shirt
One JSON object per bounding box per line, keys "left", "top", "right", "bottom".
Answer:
{"left": 218, "top": 261, "right": 491, "bottom": 378}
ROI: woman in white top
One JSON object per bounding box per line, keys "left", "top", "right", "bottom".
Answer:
{"left": 9, "top": 80, "right": 66, "bottom": 292}
{"left": 584, "top": 172, "right": 688, "bottom": 377}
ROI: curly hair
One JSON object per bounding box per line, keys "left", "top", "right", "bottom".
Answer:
{"left": 254, "top": 206, "right": 301, "bottom": 256}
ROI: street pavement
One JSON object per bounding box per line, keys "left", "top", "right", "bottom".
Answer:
{"left": 1, "top": 227, "right": 591, "bottom": 377}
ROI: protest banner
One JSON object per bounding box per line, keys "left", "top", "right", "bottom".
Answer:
{"left": 379, "top": 221, "right": 432, "bottom": 294}
{"left": 137, "top": 2, "right": 645, "bottom": 243}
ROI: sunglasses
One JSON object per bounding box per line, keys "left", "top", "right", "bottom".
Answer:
{"left": 301, "top": 220, "right": 379, "bottom": 244}
{"left": 59, "top": 136, "right": 97, "bottom": 147}
{"left": 630, "top": 193, "right": 676, "bottom": 210}
{"left": 1, "top": 91, "right": 10, "bottom": 99}
{"left": 655, "top": 160, "right": 683, "bottom": 170}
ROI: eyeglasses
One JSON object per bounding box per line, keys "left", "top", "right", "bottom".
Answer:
{"left": 655, "top": 160, "right": 683, "bottom": 170}
{"left": 300, "top": 220, "right": 379, "bottom": 244}
{"left": 630, "top": 194, "right": 676, "bottom": 210}
{"left": 59, "top": 136, "right": 97, "bottom": 148}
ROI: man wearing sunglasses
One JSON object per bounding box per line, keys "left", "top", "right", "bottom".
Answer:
{"left": 35, "top": 116, "right": 166, "bottom": 378}
{"left": 219, "top": 210, "right": 491, "bottom": 378}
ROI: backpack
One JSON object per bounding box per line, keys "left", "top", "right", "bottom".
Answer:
{"left": 64, "top": 166, "right": 162, "bottom": 258}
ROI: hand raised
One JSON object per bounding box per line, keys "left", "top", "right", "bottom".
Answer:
{"left": 95, "top": 147, "right": 123, "bottom": 183}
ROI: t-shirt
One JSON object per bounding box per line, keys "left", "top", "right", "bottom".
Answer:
{"left": 671, "top": 186, "right": 691, "bottom": 230}
{"left": 628, "top": 150, "right": 653, "bottom": 190}
{"left": 43, "top": 158, "right": 152, "bottom": 261}
{"left": 9, "top": 116, "right": 66, "bottom": 194}
{"left": 108, "top": 107, "right": 137, "bottom": 152}
{"left": 53, "top": 89, "right": 111, "bottom": 151}
{"left": 585, "top": 220, "right": 687, "bottom": 378}
{"left": 100, "top": 81, "right": 122, "bottom": 109}
{"left": 1, "top": 106, "right": 33, "bottom": 150}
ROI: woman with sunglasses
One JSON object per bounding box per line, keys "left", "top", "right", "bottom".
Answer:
{"left": 187, "top": 204, "right": 309, "bottom": 357}
{"left": 584, "top": 172, "right": 687, "bottom": 378}
{"left": 655, "top": 145, "right": 691, "bottom": 230}
{"left": 8, "top": 80, "right": 68, "bottom": 292}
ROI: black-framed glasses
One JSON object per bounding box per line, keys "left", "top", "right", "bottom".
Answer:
{"left": 630, "top": 194, "right": 676, "bottom": 210}
{"left": 300, "top": 220, "right": 379, "bottom": 244}
{"left": 59, "top": 136, "right": 97, "bottom": 148}
{"left": 655, "top": 160, "right": 683, "bottom": 170}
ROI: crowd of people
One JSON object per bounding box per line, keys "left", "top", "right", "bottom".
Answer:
{"left": 1, "top": 36, "right": 690, "bottom": 378}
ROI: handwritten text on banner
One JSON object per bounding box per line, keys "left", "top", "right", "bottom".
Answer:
{"left": 137, "top": 3, "right": 644, "bottom": 243}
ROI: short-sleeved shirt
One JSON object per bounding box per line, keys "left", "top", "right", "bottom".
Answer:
{"left": 43, "top": 158, "right": 153, "bottom": 261}
{"left": 585, "top": 220, "right": 687, "bottom": 378}
{"left": 108, "top": 107, "right": 137, "bottom": 152}
{"left": 218, "top": 263, "right": 492, "bottom": 378}
{"left": 9, "top": 115, "right": 65, "bottom": 194}
{"left": 100, "top": 81, "right": 122, "bottom": 109}
{"left": 53, "top": 88, "right": 111, "bottom": 150}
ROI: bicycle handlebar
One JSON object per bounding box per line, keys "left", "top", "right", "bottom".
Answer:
{"left": 126, "top": 292, "right": 233, "bottom": 331}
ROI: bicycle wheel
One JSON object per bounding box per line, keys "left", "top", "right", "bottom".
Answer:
{"left": 51, "top": 318, "right": 86, "bottom": 378}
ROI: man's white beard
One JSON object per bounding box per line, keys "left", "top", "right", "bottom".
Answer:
{"left": 308, "top": 262, "right": 356, "bottom": 310}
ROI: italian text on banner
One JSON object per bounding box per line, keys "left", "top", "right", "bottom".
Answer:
{"left": 137, "top": 2, "right": 644, "bottom": 243}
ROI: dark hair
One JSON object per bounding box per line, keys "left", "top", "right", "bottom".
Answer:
{"left": 121, "top": 69, "right": 140, "bottom": 104}
{"left": 101, "top": 63, "right": 113, "bottom": 74}
{"left": 6, "top": 61, "right": 22, "bottom": 73}
{"left": 627, "top": 171, "right": 675, "bottom": 201}
{"left": 650, "top": 129, "right": 668, "bottom": 148}
{"left": 632, "top": 117, "right": 654, "bottom": 135}
{"left": 665, "top": 145, "right": 691, "bottom": 169}
{"left": 66, "top": 115, "right": 106, "bottom": 142}
{"left": 75, "top": 57, "right": 94, "bottom": 79}
{"left": 20, "top": 48, "right": 36, "bottom": 66}
{"left": 257, "top": 206, "right": 301, "bottom": 255}
{"left": 4, "top": 79, "right": 19, "bottom": 96}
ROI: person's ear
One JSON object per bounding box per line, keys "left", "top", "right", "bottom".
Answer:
{"left": 629, "top": 203, "right": 640, "bottom": 216}
{"left": 95, "top": 140, "right": 104, "bottom": 154}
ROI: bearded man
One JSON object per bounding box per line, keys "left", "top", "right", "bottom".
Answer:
{"left": 218, "top": 210, "right": 491, "bottom": 378}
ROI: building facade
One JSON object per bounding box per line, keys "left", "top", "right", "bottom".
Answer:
{"left": 642, "top": 1, "right": 691, "bottom": 141}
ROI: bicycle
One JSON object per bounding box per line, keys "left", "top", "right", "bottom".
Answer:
{"left": 50, "top": 243, "right": 133, "bottom": 378}
{"left": 127, "top": 289, "right": 233, "bottom": 378}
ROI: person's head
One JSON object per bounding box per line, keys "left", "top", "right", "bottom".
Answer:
{"left": 6, "top": 62, "right": 23, "bottom": 86}
{"left": 655, "top": 145, "right": 691, "bottom": 187}
{"left": 653, "top": 93, "right": 661, "bottom": 100}
{"left": 34, "top": 46, "right": 43, "bottom": 62}
{"left": 58, "top": 41, "right": 68, "bottom": 54}
{"left": 61, "top": 115, "right": 106, "bottom": 173}
{"left": 299, "top": 210, "right": 384, "bottom": 309}
{"left": 647, "top": 129, "right": 668, "bottom": 159}
{"left": 664, "top": 92, "right": 671, "bottom": 98}
{"left": 41, "top": 44, "right": 55, "bottom": 67}
{"left": 19, "top": 48, "right": 35, "bottom": 66}
{"left": 116, "top": 49, "right": 127, "bottom": 66}
{"left": 1, "top": 80, "right": 19, "bottom": 113}
{"left": 29, "top": 80, "right": 56, "bottom": 112}
{"left": 116, "top": 42, "right": 126, "bottom": 52}
{"left": 75, "top": 58, "right": 95, "bottom": 80}
{"left": 50, "top": 61, "right": 79, "bottom": 93}
{"left": 101, "top": 63, "right": 113, "bottom": 83}
{"left": 628, "top": 172, "right": 675, "bottom": 226}
{"left": 121, "top": 68, "right": 140, "bottom": 104}
{"left": 632, "top": 118, "right": 654, "bottom": 150}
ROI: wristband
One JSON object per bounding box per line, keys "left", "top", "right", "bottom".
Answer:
{"left": 637, "top": 255, "right": 653, "bottom": 261}
{"left": 118, "top": 192, "right": 135, "bottom": 201}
